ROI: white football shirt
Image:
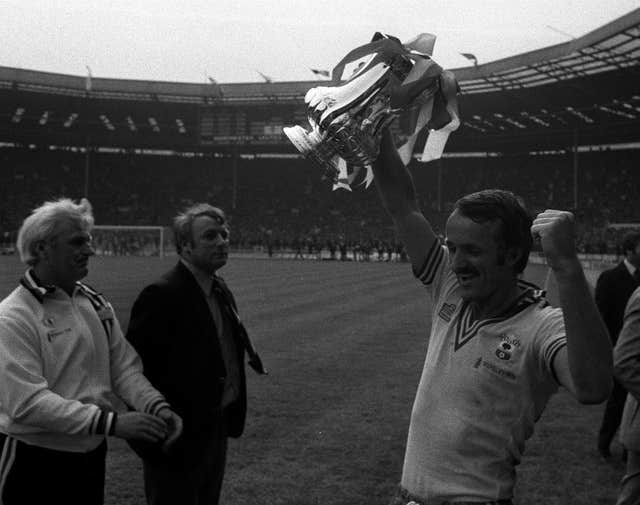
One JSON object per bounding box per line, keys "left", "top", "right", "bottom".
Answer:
{"left": 401, "top": 241, "right": 566, "bottom": 502}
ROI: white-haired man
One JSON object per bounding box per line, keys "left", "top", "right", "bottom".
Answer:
{"left": 0, "top": 198, "right": 182, "bottom": 505}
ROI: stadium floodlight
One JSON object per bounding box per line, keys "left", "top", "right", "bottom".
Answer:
{"left": 92, "top": 225, "right": 167, "bottom": 258}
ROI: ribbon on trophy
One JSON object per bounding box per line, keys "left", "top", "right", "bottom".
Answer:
{"left": 283, "top": 32, "right": 461, "bottom": 191}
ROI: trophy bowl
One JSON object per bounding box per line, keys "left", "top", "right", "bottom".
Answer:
{"left": 283, "top": 32, "right": 460, "bottom": 190}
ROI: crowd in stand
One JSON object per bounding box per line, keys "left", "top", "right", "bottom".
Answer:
{"left": 0, "top": 146, "right": 638, "bottom": 259}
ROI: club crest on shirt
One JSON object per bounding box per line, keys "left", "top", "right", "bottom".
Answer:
{"left": 495, "top": 333, "right": 521, "bottom": 361}
{"left": 438, "top": 302, "right": 457, "bottom": 322}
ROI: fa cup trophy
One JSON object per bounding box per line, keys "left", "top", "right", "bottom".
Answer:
{"left": 283, "top": 32, "right": 460, "bottom": 190}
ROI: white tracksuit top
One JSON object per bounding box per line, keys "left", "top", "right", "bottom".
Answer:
{"left": 0, "top": 271, "right": 170, "bottom": 452}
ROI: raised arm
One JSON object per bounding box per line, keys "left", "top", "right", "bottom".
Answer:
{"left": 372, "top": 130, "right": 439, "bottom": 273}
{"left": 531, "top": 209, "right": 613, "bottom": 403}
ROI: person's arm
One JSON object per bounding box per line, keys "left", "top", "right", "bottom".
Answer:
{"left": 125, "top": 284, "right": 172, "bottom": 391}
{"left": 614, "top": 289, "right": 640, "bottom": 400}
{"left": 121, "top": 284, "right": 183, "bottom": 449}
{"left": 372, "top": 130, "right": 439, "bottom": 275}
{"left": 532, "top": 209, "right": 612, "bottom": 404}
{"left": 108, "top": 307, "right": 173, "bottom": 416}
{"left": 0, "top": 316, "right": 167, "bottom": 444}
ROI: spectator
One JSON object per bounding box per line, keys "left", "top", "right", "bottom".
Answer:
{"left": 596, "top": 232, "right": 640, "bottom": 459}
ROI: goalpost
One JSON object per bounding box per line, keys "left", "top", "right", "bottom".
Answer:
{"left": 92, "top": 225, "right": 168, "bottom": 258}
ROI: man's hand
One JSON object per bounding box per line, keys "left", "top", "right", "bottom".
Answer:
{"left": 157, "top": 408, "right": 183, "bottom": 453}
{"left": 531, "top": 209, "right": 579, "bottom": 273}
{"left": 113, "top": 412, "right": 167, "bottom": 443}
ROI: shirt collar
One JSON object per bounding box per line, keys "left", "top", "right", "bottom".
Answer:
{"left": 180, "top": 258, "right": 214, "bottom": 296}
{"left": 21, "top": 269, "right": 84, "bottom": 303}
{"left": 624, "top": 258, "right": 637, "bottom": 277}
{"left": 20, "top": 269, "right": 57, "bottom": 303}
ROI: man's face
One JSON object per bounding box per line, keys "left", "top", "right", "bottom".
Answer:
{"left": 185, "top": 215, "right": 229, "bottom": 274}
{"left": 625, "top": 244, "right": 640, "bottom": 268}
{"left": 627, "top": 243, "right": 640, "bottom": 268}
{"left": 41, "top": 220, "right": 94, "bottom": 287}
{"left": 445, "top": 210, "right": 517, "bottom": 303}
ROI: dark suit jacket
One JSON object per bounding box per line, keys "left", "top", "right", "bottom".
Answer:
{"left": 614, "top": 287, "right": 640, "bottom": 450}
{"left": 595, "top": 261, "right": 640, "bottom": 345}
{"left": 126, "top": 262, "right": 248, "bottom": 463}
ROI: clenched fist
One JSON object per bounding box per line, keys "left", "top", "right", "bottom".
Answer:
{"left": 531, "top": 209, "right": 579, "bottom": 272}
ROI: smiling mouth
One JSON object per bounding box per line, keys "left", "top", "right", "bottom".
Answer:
{"left": 457, "top": 274, "right": 477, "bottom": 284}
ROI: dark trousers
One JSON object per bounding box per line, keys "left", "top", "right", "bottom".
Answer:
{"left": 143, "top": 414, "right": 229, "bottom": 505}
{"left": 599, "top": 379, "right": 628, "bottom": 453}
{"left": 0, "top": 433, "right": 107, "bottom": 505}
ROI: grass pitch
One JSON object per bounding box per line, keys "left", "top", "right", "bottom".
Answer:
{"left": 0, "top": 255, "right": 623, "bottom": 504}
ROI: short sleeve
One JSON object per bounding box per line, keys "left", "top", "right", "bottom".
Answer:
{"left": 534, "top": 307, "right": 567, "bottom": 384}
{"left": 412, "top": 240, "right": 450, "bottom": 303}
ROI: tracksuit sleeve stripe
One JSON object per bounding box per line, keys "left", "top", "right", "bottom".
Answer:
{"left": 145, "top": 397, "right": 171, "bottom": 416}
{"left": 103, "top": 412, "right": 116, "bottom": 437}
{"left": 92, "top": 410, "right": 110, "bottom": 435}
{"left": 89, "top": 409, "right": 100, "bottom": 435}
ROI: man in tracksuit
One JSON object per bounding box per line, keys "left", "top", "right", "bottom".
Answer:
{"left": 0, "top": 197, "right": 182, "bottom": 505}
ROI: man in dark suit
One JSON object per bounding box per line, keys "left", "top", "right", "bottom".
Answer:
{"left": 596, "top": 231, "right": 640, "bottom": 459}
{"left": 613, "top": 286, "right": 640, "bottom": 503}
{"left": 126, "top": 203, "right": 266, "bottom": 505}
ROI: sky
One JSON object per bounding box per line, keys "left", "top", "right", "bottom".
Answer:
{"left": 1, "top": 0, "right": 638, "bottom": 84}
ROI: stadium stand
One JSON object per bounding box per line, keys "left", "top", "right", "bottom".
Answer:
{"left": 0, "top": 146, "right": 638, "bottom": 257}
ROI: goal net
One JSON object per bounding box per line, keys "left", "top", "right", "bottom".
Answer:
{"left": 92, "top": 225, "right": 168, "bottom": 257}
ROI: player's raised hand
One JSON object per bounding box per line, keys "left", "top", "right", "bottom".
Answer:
{"left": 113, "top": 412, "right": 168, "bottom": 444}
{"left": 531, "top": 209, "right": 579, "bottom": 271}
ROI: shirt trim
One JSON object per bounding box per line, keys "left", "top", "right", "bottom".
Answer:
{"left": 454, "top": 281, "right": 547, "bottom": 351}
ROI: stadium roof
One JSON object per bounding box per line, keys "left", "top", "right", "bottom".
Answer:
{"left": 0, "top": 8, "right": 638, "bottom": 153}
{"left": 451, "top": 8, "right": 640, "bottom": 93}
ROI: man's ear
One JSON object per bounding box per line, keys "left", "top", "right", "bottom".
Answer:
{"left": 505, "top": 246, "right": 521, "bottom": 268}
{"left": 34, "top": 240, "right": 49, "bottom": 261}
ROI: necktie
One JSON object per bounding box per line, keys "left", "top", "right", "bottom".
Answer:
{"left": 210, "top": 279, "right": 267, "bottom": 375}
